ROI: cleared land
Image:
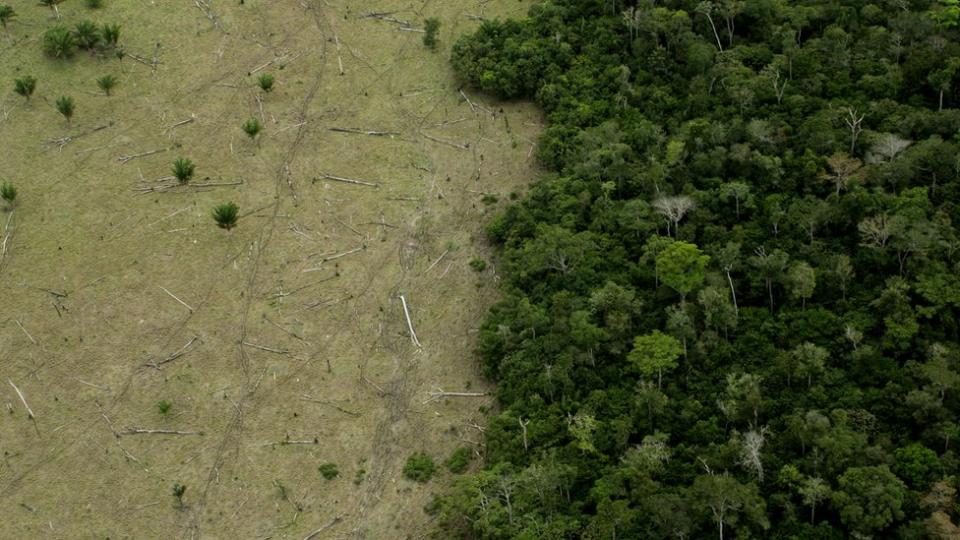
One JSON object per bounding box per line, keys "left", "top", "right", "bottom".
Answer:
{"left": 0, "top": 1, "right": 539, "bottom": 537}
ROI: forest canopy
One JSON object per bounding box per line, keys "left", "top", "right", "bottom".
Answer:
{"left": 433, "top": 0, "right": 960, "bottom": 538}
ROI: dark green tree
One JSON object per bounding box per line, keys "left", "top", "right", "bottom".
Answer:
{"left": 212, "top": 202, "right": 239, "bottom": 230}
{"left": 55, "top": 96, "right": 74, "bottom": 125}
{"left": 13, "top": 76, "right": 35, "bottom": 101}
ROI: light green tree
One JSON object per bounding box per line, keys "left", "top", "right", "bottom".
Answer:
{"left": 656, "top": 241, "right": 709, "bottom": 300}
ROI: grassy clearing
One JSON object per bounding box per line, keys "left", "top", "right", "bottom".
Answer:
{"left": 0, "top": 0, "right": 537, "bottom": 537}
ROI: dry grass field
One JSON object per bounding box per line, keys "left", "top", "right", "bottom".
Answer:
{"left": 0, "top": 0, "right": 539, "bottom": 537}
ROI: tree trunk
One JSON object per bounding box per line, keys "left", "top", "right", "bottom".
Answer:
{"left": 658, "top": 368, "right": 662, "bottom": 390}
{"left": 767, "top": 278, "right": 774, "bottom": 313}
{"left": 940, "top": 89, "right": 944, "bottom": 112}
{"left": 810, "top": 503, "right": 815, "bottom": 524}
{"left": 726, "top": 271, "right": 739, "bottom": 316}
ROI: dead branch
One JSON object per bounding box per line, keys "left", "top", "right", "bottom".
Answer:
{"left": 164, "top": 115, "right": 196, "bottom": 130}
{"left": 333, "top": 33, "right": 344, "bottom": 76}
{"left": 8, "top": 380, "right": 35, "bottom": 419}
{"left": 44, "top": 122, "right": 112, "bottom": 152}
{"left": 0, "top": 210, "right": 14, "bottom": 265}
{"left": 15, "top": 320, "right": 36, "bottom": 345}
{"left": 420, "top": 132, "right": 469, "bottom": 150}
{"left": 304, "top": 244, "right": 366, "bottom": 264}
{"left": 159, "top": 286, "right": 194, "bottom": 312}
{"left": 194, "top": 0, "right": 224, "bottom": 32}
{"left": 303, "top": 514, "right": 344, "bottom": 540}
{"left": 328, "top": 127, "right": 399, "bottom": 137}
{"left": 301, "top": 395, "right": 361, "bottom": 417}
{"left": 118, "top": 147, "right": 168, "bottom": 164}
{"left": 314, "top": 173, "right": 380, "bottom": 188}
{"left": 424, "top": 250, "right": 449, "bottom": 274}
{"left": 399, "top": 294, "right": 422, "bottom": 348}
{"left": 242, "top": 341, "right": 290, "bottom": 356}
{"left": 424, "top": 389, "right": 488, "bottom": 404}
{"left": 120, "top": 427, "right": 205, "bottom": 435}
{"left": 147, "top": 336, "right": 200, "bottom": 369}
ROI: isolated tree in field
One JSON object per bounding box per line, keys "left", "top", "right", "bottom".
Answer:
{"left": 423, "top": 17, "right": 441, "bottom": 50}
{"left": 172, "top": 483, "right": 187, "bottom": 509}
{"left": 1, "top": 182, "right": 16, "bottom": 208}
{"left": 172, "top": 158, "right": 195, "bottom": 184}
{"left": 628, "top": 330, "right": 682, "bottom": 389}
{"left": 39, "top": 0, "right": 64, "bottom": 20}
{"left": 13, "top": 76, "right": 35, "bottom": 101}
{"left": 96, "top": 74, "right": 117, "bottom": 96}
{"left": 101, "top": 23, "right": 120, "bottom": 48}
{"left": 656, "top": 241, "right": 709, "bottom": 300}
{"left": 212, "top": 202, "right": 239, "bottom": 230}
{"left": 242, "top": 118, "right": 262, "bottom": 143}
{"left": 0, "top": 5, "right": 15, "bottom": 29}
{"left": 43, "top": 25, "right": 76, "bottom": 58}
{"left": 55, "top": 95, "right": 74, "bottom": 125}
{"left": 257, "top": 73, "right": 274, "bottom": 92}
{"left": 73, "top": 20, "right": 100, "bottom": 51}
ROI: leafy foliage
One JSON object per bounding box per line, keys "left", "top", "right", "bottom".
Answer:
{"left": 318, "top": 463, "right": 339, "bottom": 480}
{"left": 156, "top": 400, "right": 171, "bottom": 415}
{"left": 13, "top": 76, "right": 35, "bottom": 100}
{"left": 241, "top": 118, "right": 262, "bottom": 140}
{"left": 101, "top": 23, "right": 120, "bottom": 48}
{"left": 84, "top": 0, "right": 103, "bottom": 8}
{"left": 257, "top": 73, "right": 274, "bottom": 92}
{"left": 437, "top": 0, "right": 960, "bottom": 537}
{"left": 0, "top": 182, "right": 16, "bottom": 207}
{"left": 444, "top": 447, "right": 472, "bottom": 473}
{"left": 172, "top": 158, "right": 195, "bottom": 184}
{"left": 172, "top": 482, "right": 186, "bottom": 509}
{"left": 423, "top": 17, "right": 440, "bottom": 50}
{"left": 96, "top": 74, "right": 117, "bottom": 96}
{"left": 0, "top": 5, "right": 15, "bottom": 28}
{"left": 54, "top": 95, "right": 74, "bottom": 124}
{"left": 403, "top": 453, "right": 436, "bottom": 483}
{"left": 73, "top": 20, "right": 100, "bottom": 51}
{"left": 212, "top": 202, "right": 239, "bottom": 231}
{"left": 42, "top": 26, "right": 76, "bottom": 58}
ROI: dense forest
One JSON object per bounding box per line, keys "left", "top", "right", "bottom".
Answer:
{"left": 431, "top": 0, "right": 960, "bottom": 538}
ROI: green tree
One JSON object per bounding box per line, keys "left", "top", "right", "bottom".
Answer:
{"left": 43, "top": 26, "right": 76, "bottom": 58}
{"left": 1, "top": 182, "right": 16, "bottom": 208}
{"left": 172, "top": 158, "right": 195, "bottom": 184}
{"left": 172, "top": 482, "right": 187, "bottom": 509}
{"left": 787, "top": 261, "right": 816, "bottom": 309}
{"left": 692, "top": 472, "right": 768, "bottom": 540}
{"left": 13, "top": 76, "right": 35, "bottom": 101}
{"left": 656, "top": 241, "right": 709, "bottom": 300}
{"left": 628, "top": 330, "right": 683, "bottom": 389}
{"left": 749, "top": 247, "right": 789, "bottom": 313}
{"left": 73, "top": 20, "right": 100, "bottom": 51}
{"left": 893, "top": 443, "right": 940, "bottom": 489}
{"left": 423, "top": 17, "right": 441, "bottom": 50}
{"left": 96, "top": 74, "right": 117, "bottom": 96}
{"left": 798, "top": 476, "right": 830, "bottom": 524}
{"left": 403, "top": 452, "right": 436, "bottom": 482}
{"left": 792, "top": 342, "right": 828, "bottom": 388}
{"left": 55, "top": 96, "right": 74, "bottom": 125}
{"left": 242, "top": 118, "right": 262, "bottom": 144}
{"left": 101, "top": 23, "right": 120, "bottom": 48}
{"left": 928, "top": 59, "right": 960, "bottom": 111}
{"left": 0, "top": 5, "right": 15, "bottom": 29}
{"left": 831, "top": 465, "right": 906, "bottom": 537}
{"left": 212, "top": 202, "right": 239, "bottom": 230}
{"left": 719, "top": 181, "right": 752, "bottom": 220}
{"left": 257, "top": 73, "right": 274, "bottom": 92}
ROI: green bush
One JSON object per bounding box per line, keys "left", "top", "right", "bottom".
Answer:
{"left": 257, "top": 73, "right": 274, "bottom": 92}
{"left": 97, "top": 74, "right": 117, "bottom": 96}
{"left": 156, "top": 400, "right": 172, "bottom": 415}
{"left": 102, "top": 23, "right": 120, "bottom": 47}
{"left": 13, "top": 76, "right": 35, "bottom": 100}
{"left": 43, "top": 26, "right": 76, "bottom": 58}
{"left": 73, "top": 20, "right": 100, "bottom": 50}
{"left": 85, "top": 0, "right": 104, "bottom": 8}
{"left": 423, "top": 17, "right": 440, "bottom": 50}
{"left": 469, "top": 258, "right": 487, "bottom": 272}
{"left": 172, "top": 482, "right": 186, "bottom": 509}
{"left": 55, "top": 96, "right": 75, "bottom": 124}
{"left": 172, "top": 158, "right": 195, "bottom": 184}
{"left": 0, "top": 5, "right": 15, "bottom": 29}
{"left": 444, "top": 447, "right": 471, "bottom": 473}
{"left": 318, "top": 463, "right": 339, "bottom": 480}
{"left": 212, "top": 202, "right": 240, "bottom": 231}
{"left": 1, "top": 182, "right": 16, "bottom": 208}
{"left": 242, "top": 118, "right": 262, "bottom": 140}
{"left": 403, "top": 453, "right": 435, "bottom": 483}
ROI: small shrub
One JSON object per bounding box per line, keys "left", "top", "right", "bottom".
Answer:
{"left": 257, "top": 73, "right": 275, "bottom": 92}
{"left": 43, "top": 26, "right": 76, "bottom": 58}
{"left": 156, "top": 400, "right": 172, "bottom": 415}
{"left": 172, "top": 483, "right": 186, "bottom": 509}
{"left": 73, "top": 20, "right": 100, "bottom": 51}
{"left": 84, "top": 0, "right": 103, "bottom": 8}
{"left": 102, "top": 23, "right": 120, "bottom": 47}
{"left": 423, "top": 17, "right": 440, "bottom": 50}
{"left": 14, "top": 76, "right": 35, "bottom": 100}
{"left": 403, "top": 453, "right": 435, "bottom": 483}
{"left": 242, "top": 118, "right": 262, "bottom": 141}
{"left": 172, "top": 158, "right": 195, "bottom": 184}
{"left": 55, "top": 95, "right": 75, "bottom": 124}
{"left": 318, "top": 463, "right": 339, "bottom": 480}
{"left": 444, "top": 447, "right": 471, "bottom": 473}
{"left": 97, "top": 74, "right": 117, "bottom": 96}
{"left": 212, "top": 202, "right": 240, "bottom": 230}
{"left": 1, "top": 182, "right": 16, "bottom": 208}
{"left": 0, "top": 5, "right": 15, "bottom": 29}
{"left": 481, "top": 193, "right": 498, "bottom": 205}
{"left": 469, "top": 258, "right": 487, "bottom": 272}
